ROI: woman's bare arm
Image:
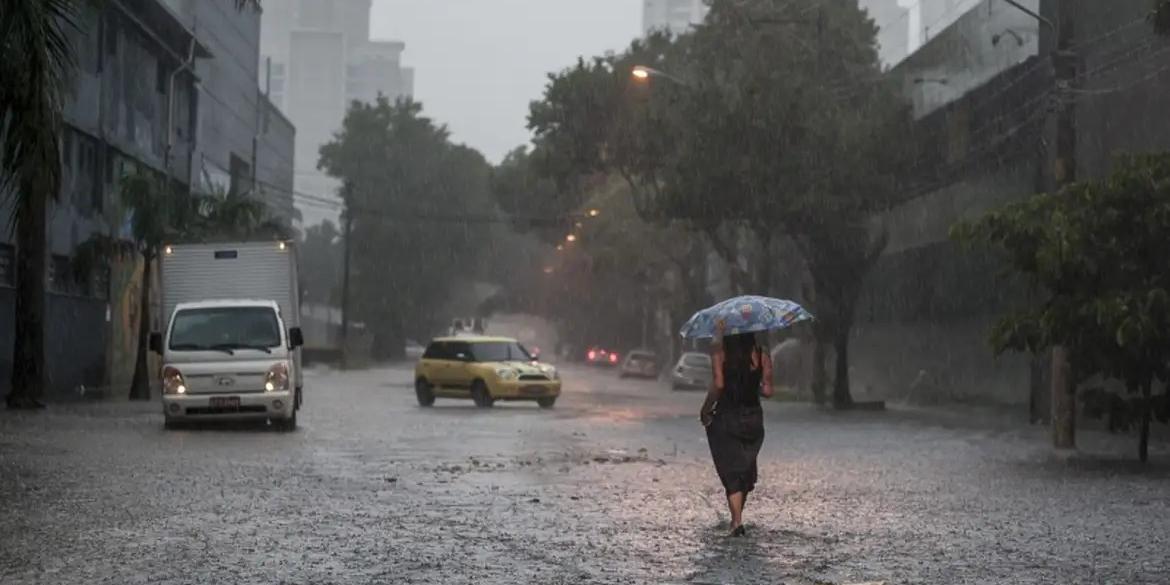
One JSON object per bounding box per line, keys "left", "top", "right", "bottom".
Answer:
{"left": 760, "top": 349, "right": 774, "bottom": 398}
{"left": 700, "top": 349, "right": 724, "bottom": 425}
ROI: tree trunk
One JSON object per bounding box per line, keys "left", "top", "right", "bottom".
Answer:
{"left": 1139, "top": 380, "right": 1152, "bottom": 463}
{"left": 1050, "top": 345, "right": 1075, "bottom": 449}
{"left": 129, "top": 251, "right": 154, "bottom": 401}
{"left": 832, "top": 327, "right": 853, "bottom": 410}
{"left": 811, "top": 336, "right": 827, "bottom": 405}
{"left": 7, "top": 194, "right": 49, "bottom": 409}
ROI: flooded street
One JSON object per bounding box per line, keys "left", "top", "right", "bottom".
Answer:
{"left": 1, "top": 364, "right": 1166, "bottom": 585}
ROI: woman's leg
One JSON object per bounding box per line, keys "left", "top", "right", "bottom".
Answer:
{"left": 727, "top": 491, "right": 745, "bottom": 530}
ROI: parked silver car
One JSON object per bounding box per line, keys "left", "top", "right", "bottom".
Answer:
{"left": 619, "top": 350, "right": 660, "bottom": 379}
{"left": 671, "top": 352, "right": 712, "bottom": 390}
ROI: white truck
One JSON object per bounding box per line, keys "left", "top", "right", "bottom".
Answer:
{"left": 150, "top": 241, "right": 304, "bottom": 430}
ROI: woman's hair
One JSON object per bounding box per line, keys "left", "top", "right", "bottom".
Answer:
{"left": 722, "top": 332, "right": 758, "bottom": 373}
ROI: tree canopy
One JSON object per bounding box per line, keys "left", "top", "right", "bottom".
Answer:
{"left": 520, "top": 0, "right": 917, "bottom": 406}
{"left": 953, "top": 154, "right": 1170, "bottom": 461}
{"left": 319, "top": 97, "right": 494, "bottom": 357}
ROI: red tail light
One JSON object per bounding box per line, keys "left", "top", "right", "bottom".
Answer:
{"left": 588, "top": 350, "right": 597, "bottom": 361}
{"left": 609, "top": 353, "right": 619, "bottom": 363}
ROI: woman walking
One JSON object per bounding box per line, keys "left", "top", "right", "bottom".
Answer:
{"left": 700, "top": 327, "right": 773, "bottom": 537}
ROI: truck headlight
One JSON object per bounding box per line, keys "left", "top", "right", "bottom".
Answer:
{"left": 495, "top": 368, "right": 518, "bottom": 381}
{"left": 265, "top": 362, "right": 290, "bottom": 392}
{"left": 163, "top": 366, "right": 187, "bottom": 395}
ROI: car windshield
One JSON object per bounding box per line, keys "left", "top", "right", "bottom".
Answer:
{"left": 683, "top": 354, "right": 711, "bottom": 368}
{"left": 169, "top": 307, "right": 281, "bottom": 351}
{"left": 470, "top": 341, "right": 531, "bottom": 362}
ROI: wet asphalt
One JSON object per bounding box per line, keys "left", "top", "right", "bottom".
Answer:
{"left": 1, "top": 363, "right": 1168, "bottom": 585}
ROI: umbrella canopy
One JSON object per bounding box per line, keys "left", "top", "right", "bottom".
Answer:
{"left": 679, "top": 295, "right": 813, "bottom": 339}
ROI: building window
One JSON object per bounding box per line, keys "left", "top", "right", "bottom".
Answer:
{"left": 156, "top": 60, "right": 168, "bottom": 94}
{"left": 0, "top": 245, "right": 14, "bottom": 288}
{"left": 91, "top": 263, "right": 110, "bottom": 300}
{"left": 229, "top": 154, "right": 251, "bottom": 197}
{"left": 49, "top": 255, "right": 72, "bottom": 294}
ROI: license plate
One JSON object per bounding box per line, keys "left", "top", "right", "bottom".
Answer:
{"left": 210, "top": 396, "right": 240, "bottom": 409}
{"left": 521, "top": 386, "right": 546, "bottom": 396}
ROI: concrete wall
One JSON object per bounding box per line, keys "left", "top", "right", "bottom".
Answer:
{"left": 891, "top": 0, "right": 1039, "bottom": 119}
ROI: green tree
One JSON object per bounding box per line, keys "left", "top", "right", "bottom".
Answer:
{"left": 298, "top": 220, "right": 342, "bottom": 306}
{"left": 954, "top": 154, "right": 1170, "bottom": 462}
{"left": 0, "top": 0, "right": 81, "bottom": 408}
{"left": 319, "top": 97, "right": 493, "bottom": 359}
{"left": 525, "top": 0, "right": 915, "bottom": 407}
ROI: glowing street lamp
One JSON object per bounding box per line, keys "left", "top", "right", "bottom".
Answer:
{"left": 566, "top": 234, "right": 578, "bottom": 243}
{"left": 587, "top": 208, "right": 601, "bottom": 218}
{"left": 631, "top": 65, "right": 688, "bottom": 85}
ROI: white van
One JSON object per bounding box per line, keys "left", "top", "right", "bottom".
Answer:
{"left": 152, "top": 242, "right": 304, "bottom": 430}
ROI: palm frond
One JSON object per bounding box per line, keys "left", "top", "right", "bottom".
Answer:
{"left": 0, "top": 0, "right": 81, "bottom": 228}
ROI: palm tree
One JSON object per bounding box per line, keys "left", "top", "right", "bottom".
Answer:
{"left": 0, "top": 1, "right": 80, "bottom": 409}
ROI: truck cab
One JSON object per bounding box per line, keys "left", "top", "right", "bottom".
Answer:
{"left": 152, "top": 300, "right": 303, "bottom": 429}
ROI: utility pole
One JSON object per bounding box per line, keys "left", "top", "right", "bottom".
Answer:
{"left": 1050, "top": 2, "right": 1079, "bottom": 451}
{"left": 339, "top": 184, "right": 354, "bottom": 370}
{"left": 1009, "top": 0, "right": 1078, "bottom": 448}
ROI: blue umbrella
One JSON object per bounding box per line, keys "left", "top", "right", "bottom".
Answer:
{"left": 679, "top": 295, "right": 813, "bottom": 339}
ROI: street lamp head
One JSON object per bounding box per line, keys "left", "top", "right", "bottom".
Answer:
{"left": 566, "top": 234, "right": 578, "bottom": 243}
{"left": 587, "top": 208, "right": 601, "bottom": 217}
{"left": 632, "top": 66, "right": 651, "bottom": 80}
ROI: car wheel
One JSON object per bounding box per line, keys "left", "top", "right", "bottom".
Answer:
{"left": 471, "top": 380, "right": 494, "bottom": 408}
{"left": 415, "top": 378, "right": 436, "bottom": 407}
{"left": 537, "top": 397, "right": 556, "bottom": 409}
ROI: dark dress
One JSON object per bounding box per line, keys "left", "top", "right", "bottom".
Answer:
{"left": 706, "top": 351, "right": 766, "bottom": 495}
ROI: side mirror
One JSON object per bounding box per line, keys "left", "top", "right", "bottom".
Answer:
{"left": 288, "top": 327, "right": 304, "bottom": 348}
{"left": 149, "top": 332, "right": 163, "bottom": 354}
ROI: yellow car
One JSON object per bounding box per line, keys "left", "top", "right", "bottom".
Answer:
{"left": 414, "top": 336, "right": 561, "bottom": 408}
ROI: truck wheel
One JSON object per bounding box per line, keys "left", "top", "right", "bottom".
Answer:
{"left": 471, "top": 380, "right": 494, "bottom": 408}
{"left": 416, "top": 378, "right": 436, "bottom": 407}
{"left": 537, "top": 397, "right": 557, "bottom": 409}
{"left": 275, "top": 410, "right": 297, "bottom": 431}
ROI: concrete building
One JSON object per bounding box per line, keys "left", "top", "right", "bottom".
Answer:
{"left": 161, "top": 0, "right": 297, "bottom": 226}
{"left": 260, "top": 0, "right": 415, "bottom": 227}
{"left": 643, "top": 0, "right": 709, "bottom": 36}
{"left": 0, "top": 0, "right": 296, "bottom": 400}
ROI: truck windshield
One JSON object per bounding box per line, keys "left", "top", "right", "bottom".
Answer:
{"left": 169, "top": 307, "right": 282, "bottom": 352}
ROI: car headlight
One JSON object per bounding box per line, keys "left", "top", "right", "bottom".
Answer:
{"left": 163, "top": 366, "right": 187, "bottom": 395}
{"left": 495, "top": 368, "right": 519, "bottom": 380}
{"left": 540, "top": 364, "right": 558, "bottom": 380}
{"left": 265, "top": 362, "right": 290, "bottom": 392}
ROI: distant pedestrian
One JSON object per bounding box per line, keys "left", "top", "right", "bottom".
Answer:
{"left": 699, "top": 322, "right": 773, "bottom": 537}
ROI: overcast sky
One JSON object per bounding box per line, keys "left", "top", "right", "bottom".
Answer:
{"left": 370, "top": 0, "right": 642, "bottom": 164}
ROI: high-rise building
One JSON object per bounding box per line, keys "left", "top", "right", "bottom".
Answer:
{"left": 260, "top": 0, "right": 414, "bottom": 226}
{"left": 642, "top": 0, "right": 709, "bottom": 36}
